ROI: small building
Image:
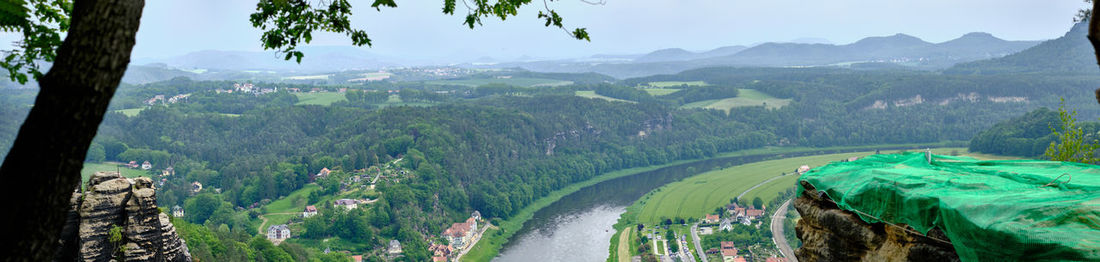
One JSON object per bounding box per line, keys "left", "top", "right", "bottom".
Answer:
{"left": 429, "top": 243, "right": 453, "bottom": 257}
{"left": 303, "top": 205, "right": 318, "bottom": 218}
{"left": 704, "top": 214, "right": 720, "bottom": 224}
{"left": 387, "top": 239, "right": 403, "bottom": 255}
{"left": 471, "top": 210, "right": 481, "bottom": 221}
{"left": 432, "top": 257, "right": 447, "bottom": 262}
{"left": 334, "top": 199, "right": 358, "bottom": 210}
{"left": 720, "top": 241, "right": 739, "bottom": 261}
{"left": 171, "top": 205, "right": 184, "bottom": 218}
{"left": 719, "top": 218, "right": 733, "bottom": 231}
{"left": 267, "top": 224, "right": 291, "bottom": 243}
{"left": 797, "top": 165, "right": 811, "bottom": 174}
{"left": 141, "top": 161, "right": 152, "bottom": 170}
{"left": 315, "top": 167, "right": 331, "bottom": 180}
{"left": 127, "top": 161, "right": 139, "bottom": 168}
{"left": 746, "top": 208, "right": 765, "bottom": 220}
{"left": 351, "top": 255, "right": 362, "bottom": 262}
{"left": 191, "top": 182, "right": 203, "bottom": 193}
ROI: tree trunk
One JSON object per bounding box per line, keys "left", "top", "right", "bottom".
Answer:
{"left": 1089, "top": 1, "right": 1100, "bottom": 104}
{"left": 0, "top": 0, "right": 144, "bottom": 260}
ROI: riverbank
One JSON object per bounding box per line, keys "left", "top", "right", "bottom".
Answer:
{"left": 463, "top": 142, "right": 964, "bottom": 261}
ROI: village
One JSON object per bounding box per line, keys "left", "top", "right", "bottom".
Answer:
{"left": 162, "top": 156, "right": 495, "bottom": 262}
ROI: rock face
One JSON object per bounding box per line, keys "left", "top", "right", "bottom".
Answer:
{"left": 57, "top": 172, "right": 191, "bottom": 262}
{"left": 793, "top": 181, "right": 958, "bottom": 262}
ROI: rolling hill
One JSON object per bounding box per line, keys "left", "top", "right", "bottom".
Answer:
{"left": 946, "top": 22, "right": 1094, "bottom": 75}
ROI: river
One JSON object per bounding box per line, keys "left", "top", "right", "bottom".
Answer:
{"left": 492, "top": 146, "right": 932, "bottom": 261}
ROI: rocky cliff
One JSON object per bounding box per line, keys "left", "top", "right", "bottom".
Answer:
{"left": 793, "top": 181, "right": 958, "bottom": 262}
{"left": 55, "top": 172, "right": 191, "bottom": 262}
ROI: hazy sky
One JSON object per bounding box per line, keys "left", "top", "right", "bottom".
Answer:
{"left": 3, "top": 0, "right": 1089, "bottom": 63}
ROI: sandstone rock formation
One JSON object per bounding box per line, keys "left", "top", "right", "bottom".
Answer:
{"left": 55, "top": 172, "right": 191, "bottom": 262}
{"left": 793, "top": 181, "right": 958, "bottom": 262}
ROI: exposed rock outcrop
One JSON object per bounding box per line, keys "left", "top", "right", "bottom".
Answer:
{"left": 793, "top": 181, "right": 958, "bottom": 262}
{"left": 57, "top": 172, "right": 191, "bottom": 262}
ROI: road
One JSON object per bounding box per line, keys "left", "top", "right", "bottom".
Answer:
{"left": 737, "top": 173, "right": 788, "bottom": 201}
{"left": 770, "top": 199, "right": 797, "bottom": 262}
{"left": 690, "top": 222, "right": 707, "bottom": 262}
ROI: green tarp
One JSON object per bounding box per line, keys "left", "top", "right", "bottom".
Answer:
{"left": 798, "top": 152, "right": 1100, "bottom": 261}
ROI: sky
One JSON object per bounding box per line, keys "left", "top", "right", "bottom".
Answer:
{"left": 2, "top": 0, "right": 1089, "bottom": 63}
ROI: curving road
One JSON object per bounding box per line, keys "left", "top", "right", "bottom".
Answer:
{"left": 690, "top": 222, "right": 707, "bottom": 262}
{"left": 770, "top": 199, "right": 797, "bottom": 262}
{"left": 737, "top": 174, "right": 788, "bottom": 201}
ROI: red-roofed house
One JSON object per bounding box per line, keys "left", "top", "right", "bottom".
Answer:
{"left": 351, "top": 255, "right": 362, "bottom": 262}
{"left": 746, "top": 208, "right": 765, "bottom": 219}
{"left": 432, "top": 257, "right": 447, "bottom": 262}
{"left": 732, "top": 257, "right": 747, "bottom": 262}
{"left": 766, "top": 257, "right": 788, "bottom": 262}
{"left": 704, "top": 214, "right": 720, "bottom": 224}
{"left": 720, "top": 241, "right": 739, "bottom": 261}
{"left": 303, "top": 205, "right": 318, "bottom": 218}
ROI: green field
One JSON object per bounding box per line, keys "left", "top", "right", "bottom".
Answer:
{"left": 428, "top": 77, "right": 573, "bottom": 87}
{"left": 116, "top": 108, "right": 145, "bottom": 117}
{"left": 682, "top": 89, "right": 792, "bottom": 112}
{"left": 575, "top": 91, "right": 636, "bottom": 103}
{"left": 632, "top": 148, "right": 1013, "bottom": 224}
{"left": 647, "top": 81, "right": 706, "bottom": 87}
{"left": 294, "top": 92, "right": 347, "bottom": 106}
{"left": 80, "top": 162, "right": 151, "bottom": 183}
{"left": 641, "top": 88, "right": 681, "bottom": 96}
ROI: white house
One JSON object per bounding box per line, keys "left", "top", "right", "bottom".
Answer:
{"left": 303, "top": 205, "right": 318, "bottom": 218}
{"left": 141, "top": 161, "right": 152, "bottom": 170}
{"left": 387, "top": 239, "right": 403, "bottom": 255}
{"left": 471, "top": 210, "right": 481, "bottom": 221}
{"left": 334, "top": 199, "right": 357, "bottom": 210}
{"left": 171, "top": 205, "right": 184, "bottom": 218}
{"left": 267, "top": 224, "right": 291, "bottom": 242}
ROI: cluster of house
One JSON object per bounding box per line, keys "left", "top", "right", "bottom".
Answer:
{"left": 143, "top": 93, "right": 191, "bottom": 105}
{"left": 126, "top": 160, "right": 153, "bottom": 170}
{"left": 703, "top": 242, "right": 747, "bottom": 262}
{"left": 432, "top": 211, "right": 482, "bottom": 262}
{"left": 215, "top": 83, "right": 277, "bottom": 95}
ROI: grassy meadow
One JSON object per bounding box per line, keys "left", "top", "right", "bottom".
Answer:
{"left": 294, "top": 92, "right": 347, "bottom": 106}
{"left": 575, "top": 91, "right": 637, "bottom": 103}
{"left": 631, "top": 147, "right": 1013, "bottom": 224}
{"left": 681, "top": 89, "right": 793, "bottom": 112}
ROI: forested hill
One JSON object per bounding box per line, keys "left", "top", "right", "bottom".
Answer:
{"left": 969, "top": 107, "right": 1100, "bottom": 157}
{"left": 946, "top": 21, "right": 1094, "bottom": 75}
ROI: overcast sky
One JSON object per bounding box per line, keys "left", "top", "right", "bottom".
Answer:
{"left": 3, "top": 0, "right": 1089, "bottom": 63}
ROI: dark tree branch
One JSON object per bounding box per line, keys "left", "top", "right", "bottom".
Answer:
{"left": 0, "top": 0, "right": 145, "bottom": 260}
{"left": 1082, "top": 1, "right": 1100, "bottom": 104}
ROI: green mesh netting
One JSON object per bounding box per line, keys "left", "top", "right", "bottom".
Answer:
{"left": 798, "top": 152, "right": 1100, "bottom": 261}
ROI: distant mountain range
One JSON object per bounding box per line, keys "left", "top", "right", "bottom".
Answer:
{"left": 633, "top": 46, "right": 749, "bottom": 63}
{"left": 946, "top": 22, "right": 1095, "bottom": 75}
{"left": 508, "top": 31, "right": 1042, "bottom": 78}
{"left": 113, "top": 31, "right": 1050, "bottom": 84}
